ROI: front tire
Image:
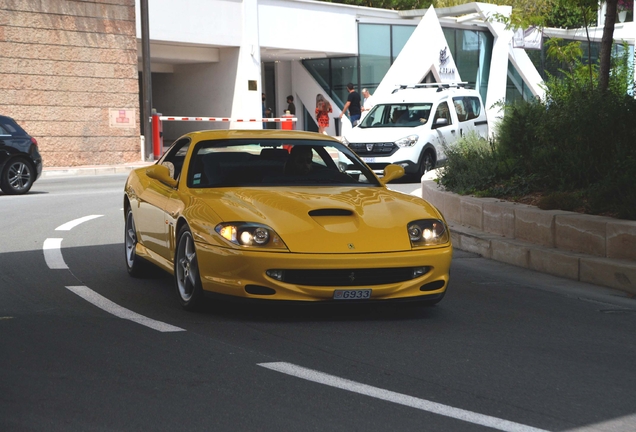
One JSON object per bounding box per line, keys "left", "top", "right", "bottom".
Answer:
{"left": 174, "top": 225, "right": 205, "bottom": 311}
{"left": 125, "top": 208, "right": 147, "bottom": 277}
{"left": 418, "top": 150, "right": 435, "bottom": 178}
{"left": 1, "top": 157, "right": 34, "bottom": 195}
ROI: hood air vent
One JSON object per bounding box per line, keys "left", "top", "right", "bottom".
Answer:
{"left": 309, "top": 209, "right": 353, "bottom": 217}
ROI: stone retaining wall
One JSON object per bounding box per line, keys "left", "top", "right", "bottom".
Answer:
{"left": 421, "top": 181, "right": 636, "bottom": 294}
{"left": 422, "top": 181, "right": 636, "bottom": 261}
{"left": 0, "top": 0, "right": 139, "bottom": 167}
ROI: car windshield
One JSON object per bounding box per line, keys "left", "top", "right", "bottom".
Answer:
{"left": 359, "top": 103, "right": 433, "bottom": 128}
{"left": 188, "top": 139, "right": 381, "bottom": 188}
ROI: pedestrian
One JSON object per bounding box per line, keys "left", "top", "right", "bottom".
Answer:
{"left": 262, "top": 93, "right": 272, "bottom": 129}
{"left": 339, "top": 83, "right": 362, "bottom": 126}
{"left": 315, "top": 94, "right": 332, "bottom": 135}
{"left": 362, "top": 88, "right": 375, "bottom": 112}
{"left": 286, "top": 95, "right": 296, "bottom": 115}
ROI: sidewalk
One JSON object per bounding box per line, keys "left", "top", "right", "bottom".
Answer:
{"left": 41, "top": 161, "right": 153, "bottom": 179}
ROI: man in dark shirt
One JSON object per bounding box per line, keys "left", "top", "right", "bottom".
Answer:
{"left": 339, "top": 83, "right": 362, "bottom": 126}
{"left": 286, "top": 95, "right": 296, "bottom": 115}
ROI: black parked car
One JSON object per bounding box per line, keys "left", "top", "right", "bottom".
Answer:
{"left": 0, "top": 115, "right": 43, "bottom": 194}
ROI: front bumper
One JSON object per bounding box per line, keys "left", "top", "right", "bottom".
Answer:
{"left": 195, "top": 242, "right": 452, "bottom": 302}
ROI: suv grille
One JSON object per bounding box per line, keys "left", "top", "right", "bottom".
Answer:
{"left": 278, "top": 267, "right": 428, "bottom": 287}
{"left": 349, "top": 142, "right": 395, "bottom": 156}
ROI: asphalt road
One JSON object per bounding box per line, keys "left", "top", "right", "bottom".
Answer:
{"left": 1, "top": 174, "right": 636, "bottom": 432}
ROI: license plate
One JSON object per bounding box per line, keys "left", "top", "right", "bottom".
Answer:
{"left": 361, "top": 157, "right": 376, "bottom": 163}
{"left": 333, "top": 289, "right": 372, "bottom": 300}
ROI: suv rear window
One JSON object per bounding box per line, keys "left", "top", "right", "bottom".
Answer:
{"left": 359, "top": 103, "right": 433, "bottom": 128}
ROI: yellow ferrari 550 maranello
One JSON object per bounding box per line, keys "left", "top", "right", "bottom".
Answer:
{"left": 124, "top": 129, "right": 452, "bottom": 310}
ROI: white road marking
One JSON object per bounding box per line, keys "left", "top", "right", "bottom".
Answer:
{"left": 258, "top": 362, "right": 549, "bottom": 432}
{"left": 43, "top": 238, "right": 68, "bottom": 269}
{"left": 66, "top": 286, "right": 185, "bottom": 333}
{"left": 55, "top": 215, "right": 103, "bottom": 231}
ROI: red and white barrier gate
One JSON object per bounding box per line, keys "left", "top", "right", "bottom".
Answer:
{"left": 151, "top": 114, "right": 297, "bottom": 159}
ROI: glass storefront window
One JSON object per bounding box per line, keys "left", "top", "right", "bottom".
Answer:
{"left": 331, "top": 57, "right": 358, "bottom": 108}
{"left": 359, "top": 24, "right": 391, "bottom": 96}
{"left": 443, "top": 28, "right": 493, "bottom": 102}
{"left": 506, "top": 61, "right": 533, "bottom": 103}
{"left": 392, "top": 25, "right": 416, "bottom": 62}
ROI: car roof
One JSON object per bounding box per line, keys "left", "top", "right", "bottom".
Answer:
{"left": 381, "top": 85, "right": 482, "bottom": 104}
{"left": 185, "top": 129, "right": 344, "bottom": 143}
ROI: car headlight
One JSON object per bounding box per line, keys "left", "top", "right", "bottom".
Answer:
{"left": 395, "top": 135, "right": 419, "bottom": 148}
{"left": 407, "top": 219, "right": 449, "bottom": 247}
{"left": 215, "top": 223, "right": 287, "bottom": 249}
{"left": 341, "top": 136, "right": 349, "bottom": 146}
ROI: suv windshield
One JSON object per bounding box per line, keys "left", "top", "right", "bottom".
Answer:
{"left": 359, "top": 103, "right": 433, "bottom": 128}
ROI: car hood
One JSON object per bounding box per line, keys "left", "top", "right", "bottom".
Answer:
{"left": 345, "top": 126, "right": 424, "bottom": 144}
{"left": 192, "top": 186, "right": 442, "bottom": 254}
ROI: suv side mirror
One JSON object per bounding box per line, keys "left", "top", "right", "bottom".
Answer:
{"left": 433, "top": 118, "right": 449, "bottom": 129}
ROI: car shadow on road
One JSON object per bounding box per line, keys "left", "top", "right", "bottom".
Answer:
{"left": 198, "top": 294, "right": 447, "bottom": 323}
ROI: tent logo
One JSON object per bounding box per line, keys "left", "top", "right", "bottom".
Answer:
{"left": 439, "top": 47, "right": 455, "bottom": 75}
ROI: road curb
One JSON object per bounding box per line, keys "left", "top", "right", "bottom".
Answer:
{"left": 41, "top": 162, "right": 153, "bottom": 179}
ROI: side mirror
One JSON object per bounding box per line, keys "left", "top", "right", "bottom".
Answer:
{"left": 433, "top": 118, "right": 449, "bottom": 129}
{"left": 380, "top": 164, "right": 405, "bottom": 185}
{"left": 146, "top": 164, "right": 178, "bottom": 188}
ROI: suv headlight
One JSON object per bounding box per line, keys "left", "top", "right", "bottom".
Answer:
{"left": 407, "top": 219, "right": 449, "bottom": 247}
{"left": 341, "top": 136, "right": 349, "bottom": 146}
{"left": 215, "top": 222, "right": 288, "bottom": 249}
{"left": 395, "top": 135, "right": 419, "bottom": 148}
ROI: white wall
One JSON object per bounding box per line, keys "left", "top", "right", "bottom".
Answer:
{"left": 258, "top": 0, "right": 360, "bottom": 55}
{"left": 275, "top": 62, "right": 293, "bottom": 118}
{"left": 136, "top": 0, "right": 243, "bottom": 45}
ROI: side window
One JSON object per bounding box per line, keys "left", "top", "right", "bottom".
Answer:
{"left": 452, "top": 96, "right": 482, "bottom": 122}
{"left": 452, "top": 98, "right": 468, "bottom": 122}
{"left": 161, "top": 138, "right": 191, "bottom": 180}
{"left": 466, "top": 97, "right": 482, "bottom": 120}
{"left": 0, "top": 124, "right": 8, "bottom": 135}
{"left": 433, "top": 102, "right": 452, "bottom": 126}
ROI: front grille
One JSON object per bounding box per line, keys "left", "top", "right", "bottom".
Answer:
{"left": 278, "top": 267, "right": 428, "bottom": 287}
{"left": 349, "top": 142, "right": 396, "bottom": 156}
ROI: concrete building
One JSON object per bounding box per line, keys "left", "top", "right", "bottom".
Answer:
{"left": 1, "top": 0, "right": 634, "bottom": 166}
{"left": 1, "top": 0, "right": 140, "bottom": 167}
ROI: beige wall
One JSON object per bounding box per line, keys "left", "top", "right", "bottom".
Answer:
{"left": 0, "top": 0, "right": 140, "bottom": 167}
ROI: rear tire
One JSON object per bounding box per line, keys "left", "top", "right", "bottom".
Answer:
{"left": 125, "top": 208, "right": 147, "bottom": 277}
{"left": 174, "top": 225, "right": 205, "bottom": 311}
{"left": 1, "top": 157, "right": 34, "bottom": 195}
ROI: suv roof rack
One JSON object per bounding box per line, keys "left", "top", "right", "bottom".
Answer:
{"left": 391, "top": 82, "right": 471, "bottom": 93}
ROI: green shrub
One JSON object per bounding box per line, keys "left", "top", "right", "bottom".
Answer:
{"left": 437, "top": 133, "right": 499, "bottom": 195}
{"left": 439, "top": 43, "right": 636, "bottom": 220}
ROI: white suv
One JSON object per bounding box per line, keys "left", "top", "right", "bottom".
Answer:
{"left": 341, "top": 84, "right": 489, "bottom": 178}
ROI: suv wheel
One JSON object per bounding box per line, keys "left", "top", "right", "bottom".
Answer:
{"left": 1, "top": 157, "right": 34, "bottom": 195}
{"left": 418, "top": 150, "right": 435, "bottom": 178}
